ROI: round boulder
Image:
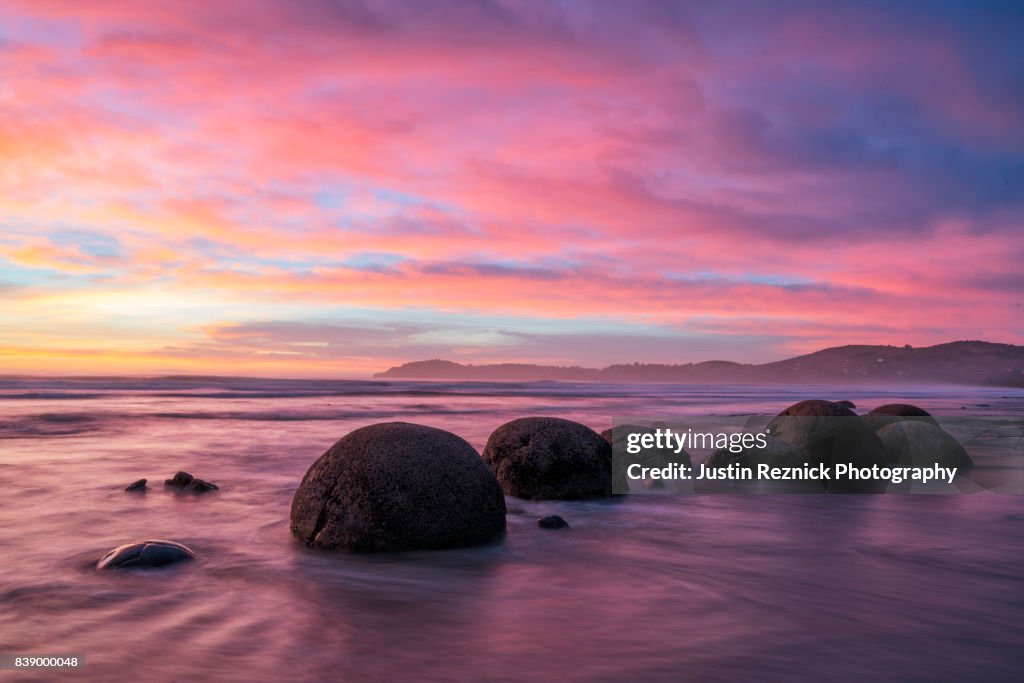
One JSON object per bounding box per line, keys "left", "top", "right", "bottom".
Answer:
{"left": 767, "top": 400, "right": 889, "bottom": 493}
{"left": 290, "top": 422, "right": 506, "bottom": 552}
{"left": 864, "top": 404, "right": 940, "bottom": 432}
{"left": 97, "top": 540, "right": 196, "bottom": 570}
{"left": 483, "top": 417, "right": 612, "bottom": 500}
{"left": 877, "top": 421, "right": 973, "bottom": 473}
{"left": 778, "top": 399, "right": 858, "bottom": 418}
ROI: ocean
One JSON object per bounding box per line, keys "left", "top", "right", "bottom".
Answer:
{"left": 1, "top": 377, "right": 1022, "bottom": 682}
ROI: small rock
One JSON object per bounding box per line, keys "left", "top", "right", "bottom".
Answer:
{"left": 834, "top": 400, "right": 856, "bottom": 410}
{"left": 538, "top": 515, "right": 569, "bottom": 529}
{"left": 164, "top": 471, "right": 219, "bottom": 493}
{"left": 124, "top": 478, "right": 147, "bottom": 492}
{"left": 97, "top": 540, "right": 196, "bottom": 570}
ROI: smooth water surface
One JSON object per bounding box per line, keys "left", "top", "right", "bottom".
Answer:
{"left": 1, "top": 378, "right": 1022, "bottom": 682}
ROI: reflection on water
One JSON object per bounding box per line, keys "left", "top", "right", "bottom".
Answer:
{"left": 0, "top": 379, "right": 1022, "bottom": 681}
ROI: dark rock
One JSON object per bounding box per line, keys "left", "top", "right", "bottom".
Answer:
{"left": 124, "top": 478, "right": 147, "bottom": 492}
{"left": 538, "top": 515, "right": 569, "bottom": 529}
{"left": 834, "top": 400, "right": 856, "bottom": 410}
{"left": 290, "top": 422, "right": 506, "bottom": 552}
{"left": 877, "top": 421, "right": 973, "bottom": 475}
{"left": 97, "top": 540, "right": 196, "bottom": 570}
{"left": 164, "top": 471, "right": 219, "bottom": 493}
{"left": 483, "top": 417, "right": 613, "bottom": 500}
{"left": 777, "top": 399, "right": 858, "bottom": 418}
{"left": 165, "top": 471, "right": 193, "bottom": 486}
{"left": 767, "top": 400, "right": 889, "bottom": 493}
{"left": 601, "top": 424, "right": 691, "bottom": 491}
{"left": 865, "top": 404, "right": 939, "bottom": 429}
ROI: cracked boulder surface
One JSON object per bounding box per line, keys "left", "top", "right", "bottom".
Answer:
{"left": 483, "top": 417, "right": 613, "bottom": 500}
{"left": 290, "top": 422, "right": 507, "bottom": 552}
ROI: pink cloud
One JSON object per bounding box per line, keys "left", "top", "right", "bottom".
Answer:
{"left": 0, "top": 0, "right": 1021, "bottom": 373}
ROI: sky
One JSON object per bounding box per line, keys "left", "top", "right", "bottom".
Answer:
{"left": 1, "top": 0, "right": 1022, "bottom": 377}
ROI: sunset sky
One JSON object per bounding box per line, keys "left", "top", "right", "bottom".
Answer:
{"left": 1, "top": 1, "right": 1022, "bottom": 376}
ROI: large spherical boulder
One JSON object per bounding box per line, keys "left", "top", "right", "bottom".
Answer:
{"left": 483, "top": 417, "right": 612, "bottom": 499}
{"left": 877, "top": 421, "right": 973, "bottom": 471}
{"left": 601, "top": 424, "right": 691, "bottom": 491}
{"left": 767, "top": 400, "right": 889, "bottom": 493}
{"left": 290, "top": 422, "right": 506, "bottom": 552}
{"left": 863, "top": 404, "right": 940, "bottom": 432}
{"left": 876, "top": 421, "right": 972, "bottom": 493}
{"left": 97, "top": 540, "right": 196, "bottom": 570}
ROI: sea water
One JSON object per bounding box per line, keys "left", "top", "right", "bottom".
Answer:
{"left": 1, "top": 378, "right": 1022, "bottom": 682}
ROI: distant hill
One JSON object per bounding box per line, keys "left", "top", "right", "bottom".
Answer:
{"left": 374, "top": 341, "right": 1024, "bottom": 386}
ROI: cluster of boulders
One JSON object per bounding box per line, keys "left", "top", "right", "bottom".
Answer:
{"left": 289, "top": 418, "right": 615, "bottom": 553}
{"left": 101, "top": 399, "right": 975, "bottom": 565}
{"left": 708, "top": 400, "right": 972, "bottom": 493}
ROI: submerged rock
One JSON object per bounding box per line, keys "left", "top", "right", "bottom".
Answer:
{"left": 290, "top": 422, "right": 506, "bottom": 552}
{"left": 767, "top": 400, "right": 889, "bottom": 493}
{"left": 164, "top": 471, "right": 219, "bottom": 493}
{"left": 538, "top": 515, "right": 569, "bottom": 529}
{"left": 124, "top": 478, "right": 147, "bottom": 492}
{"left": 483, "top": 417, "right": 613, "bottom": 500}
{"left": 97, "top": 540, "right": 196, "bottom": 570}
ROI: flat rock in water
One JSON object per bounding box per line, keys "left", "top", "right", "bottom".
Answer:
{"left": 97, "top": 540, "right": 196, "bottom": 570}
